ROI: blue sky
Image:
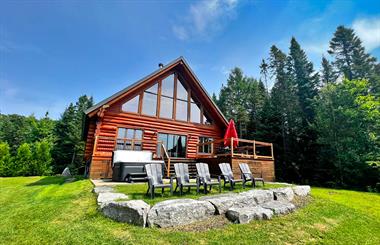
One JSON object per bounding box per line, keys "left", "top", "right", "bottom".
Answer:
{"left": 1, "top": 0, "right": 380, "bottom": 119}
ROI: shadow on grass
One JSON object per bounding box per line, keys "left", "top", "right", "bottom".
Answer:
{"left": 26, "top": 176, "right": 83, "bottom": 186}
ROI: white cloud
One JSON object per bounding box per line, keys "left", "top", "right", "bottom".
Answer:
{"left": 0, "top": 79, "right": 19, "bottom": 98}
{"left": 303, "top": 41, "right": 329, "bottom": 55}
{"left": 352, "top": 16, "right": 380, "bottom": 51}
{"left": 172, "top": 25, "right": 188, "bottom": 41}
{"left": 172, "top": 0, "right": 239, "bottom": 40}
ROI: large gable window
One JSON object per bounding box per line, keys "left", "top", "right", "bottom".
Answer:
{"left": 142, "top": 84, "right": 158, "bottom": 116}
{"left": 190, "top": 100, "right": 201, "bottom": 123}
{"left": 122, "top": 95, "right": 139, "bottom": 113}
{"left": 120, "top": 72, "right": 213, "bottom": 125}
{"left": 160, "top": 74, "right": 174, "bottom": 119}
{"left": 175, "top": 80, "right": 188, "bottom": 121}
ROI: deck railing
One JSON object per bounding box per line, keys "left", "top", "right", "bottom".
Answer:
{"left": 159, "top": 144, "right": 171, "bottom": 177}
{"left": 196, "top": 137, "right": 274, "bottom": 160}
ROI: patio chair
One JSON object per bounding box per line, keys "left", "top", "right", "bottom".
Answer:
{"left": 145, "top": 163, "right": 173, "bottom": 199}
{"left": 196, "top": 163, "right": 221, "bottom": 194}
{"left": 238, "top": 163, "right": 265, "bottom": 187}
{"left": 219, "top": 163, "right": 244, "bottom": 190}
{"left": 174, "top": 163, "right": 200, "bottom": 195}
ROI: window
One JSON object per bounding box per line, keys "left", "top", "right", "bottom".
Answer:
{"left": 157, "top": 133, "right": 187, "bottom": 158}
{"left": 116, "top": 128, "right": 143, "bottom": 150}
{"left": 160, "top": 74, "right": 175, "bottom": 119}
{"left": 175, "top": 80, "right": 188, "bottom": 121}
{"left": 122, "top": 95, "right": 139, "bottom": 113}
{"left": 142, "top": 84, "right": 158, "bottom": 116}
{"left": 190, "top": 101, "right": 201, "bottom": 123}
{"left": 161, "top": 74, "right": 174, "bottom": 97}
{"left": 198, "top": 137, "right": 213, "bottom": 154}
{"left": 176, "top": 79, "right": 187, "bottom": 100}
{"left": 160, "top": 96, "right": 173, "bottom": 119}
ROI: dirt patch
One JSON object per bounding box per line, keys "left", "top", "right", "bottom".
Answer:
{"left": 164, "top": 215, "right": 230, "bottom": 232}
{"left": 313, "top": 223, "right": 328, "bottom": 231}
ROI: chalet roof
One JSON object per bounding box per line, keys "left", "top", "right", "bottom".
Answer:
{"left": 85, "top": 56, "right": 228, "bottom": 125}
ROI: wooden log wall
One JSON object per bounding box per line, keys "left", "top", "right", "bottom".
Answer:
{"left": 88, "top": 110, "right": 224, "bottom": 178}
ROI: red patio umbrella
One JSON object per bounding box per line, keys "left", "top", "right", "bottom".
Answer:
{"left": 224, "top": 119, "right": 238, "bottom": 148}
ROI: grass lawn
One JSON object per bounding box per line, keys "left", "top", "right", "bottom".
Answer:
{"left": 0, "top": 177, "right": 379, "bottom": 244}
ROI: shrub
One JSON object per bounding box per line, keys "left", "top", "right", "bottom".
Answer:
{"left": 0, "top": 142, "right": 13, "bottom": 177}
{"left": 32, "top": 141, "right": 52, "bottom": 176}
{"left": 15, "top": 143, "right": 33, "bottom": 176}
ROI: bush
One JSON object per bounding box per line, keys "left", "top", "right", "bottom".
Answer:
{"left": 0, "top": 141, "right": 53, "bottom": 177}
{"left": 0, "top": 142, "right": 13, "bottom": 176}
{"left": 32, "top": 141, "right": 52, "bottom": 176}
{"left": 15, "top": 143, "right": 33, "bottom": 176}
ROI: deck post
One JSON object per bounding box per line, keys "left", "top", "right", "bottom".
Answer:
{"left": 253, "top": 140, "right": 256, "bottom": 159}
{"left": 271, "top": 143, "right": 274, "bottom": 160}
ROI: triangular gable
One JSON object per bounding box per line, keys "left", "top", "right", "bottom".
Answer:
{"left": 85, "top": 57, "right": 228, "bottom": 127}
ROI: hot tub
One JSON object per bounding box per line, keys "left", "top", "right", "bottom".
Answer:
{"left": 111, "top": 150, "right": 165, "bottom": 182}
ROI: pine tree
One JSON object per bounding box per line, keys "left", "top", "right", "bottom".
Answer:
{"left": 267, "top": 45, "right": 303, "bottom": 181}
{"left": 289, "top": 37, "right": 319, "bottom": 122}
{"left": 321, "top": 56, "right": 336, "bottom": 85}
{"left": 328, "top": 26, "right": 377, "bottom": 81}
{"left": 52, "top": 95, "right": 93, "bottom": 174}
{"left": 259, "top": 59, "right": 269, "bottom": 94}
{"left": 218, "top": 68, "right": 251, "bottom": 138}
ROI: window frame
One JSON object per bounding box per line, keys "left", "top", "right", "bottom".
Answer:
{"left": 115, "top": 127, "right": 144, "bottom": 151}
{"left": 198, "top": 136, "right": 213, "bottom": 154}
{"left": 156, "top": 132, "right": 188, "bottom": 158}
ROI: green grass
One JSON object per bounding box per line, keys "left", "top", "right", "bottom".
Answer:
{"left": 116, "top": 181, "right": 288, "bottom": 205}
{"left": 0, "top": 177, "right": 379, "bottom": 245}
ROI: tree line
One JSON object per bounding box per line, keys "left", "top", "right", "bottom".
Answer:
{"left": 0, "top": 96, "right": 93, "bottom": 177}
{"left": 213, "top": 26, "right": 379, "bottom": 191}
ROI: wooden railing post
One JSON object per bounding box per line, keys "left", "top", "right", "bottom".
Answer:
{"left": 253, "top": 140, "right": 256, "bottom": 159}
{"left": 211, "top": 142, "right": 214, "bottom": 157}
{"left": 160, "top": 144, "right": 171, "bottom": 177}
{"left": 271, "top": 143, "right": 274, "bottom": 160}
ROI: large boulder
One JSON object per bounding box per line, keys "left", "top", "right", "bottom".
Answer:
{"left": 200, "top": 193, "right": 241, "bottom": 214}
{"left": 226, "top": 206, "right": 273, "bottom": 224}
{"left": 101, "top": 200, "right": 150, "bottom": 227}
{"left": 147, "top": 199, "right": 215, "bottom": 228}
{"left": 199, "top": 193, "right": 257, "bottom": 214}
{"left": 272, "top": 187, "right": 294, "bottom": 201}
{"left": 93, "top": 186, "right": 114, "bottom": 194}
{"left": 239, "top": 190, "right": 274, "bottom": 204}
{"left": 292, "top": 185, "right": 311, "bottom": 197}
{"left": 260, "top": 201, "right": 296, "bottom": 215}
{"left": 97, "top": 192, "right": 129, "bottom": 208}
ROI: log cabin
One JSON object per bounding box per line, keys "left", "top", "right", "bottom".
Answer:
{"left": 83, "top": 57, "right": 275, "bottom": 181}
